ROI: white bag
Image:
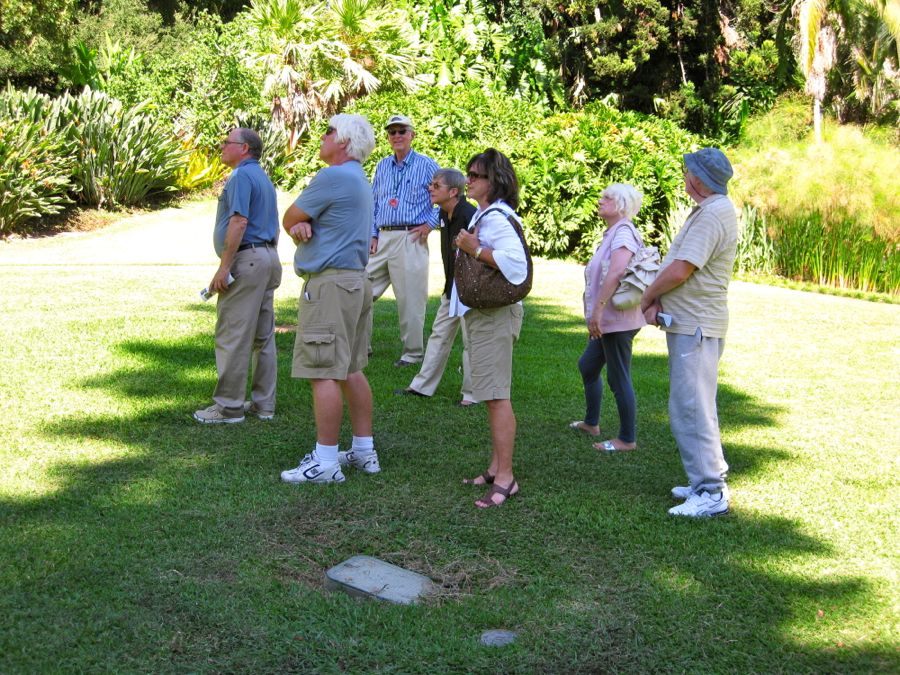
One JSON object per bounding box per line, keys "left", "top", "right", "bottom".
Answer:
{"left": 611, "top": 245, "right": 661, "bottom": 310}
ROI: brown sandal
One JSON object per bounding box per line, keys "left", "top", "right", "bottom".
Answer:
{"left": 475, "top": 480, "right": 518, "bottom": 508}
{"left": 462, "top": 471, "right": 494, "bottom": 486}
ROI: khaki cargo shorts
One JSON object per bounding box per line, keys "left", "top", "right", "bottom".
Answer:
{"left": 291, "top": 269, "right": 372, "bottom": 380}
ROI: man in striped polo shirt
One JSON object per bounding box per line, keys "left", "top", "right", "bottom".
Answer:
{"left": 367, "top": 114, "right": 439, "bottom": 367}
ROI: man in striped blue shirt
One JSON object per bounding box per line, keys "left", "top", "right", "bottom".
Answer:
{"left": 367, "top": 114, "right": 440, "bottom": 367}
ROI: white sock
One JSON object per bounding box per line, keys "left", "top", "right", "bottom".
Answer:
{"left": 315, "top": 443, "right": 339, "bottom": 464}
{"left": 351, "top": 436, "right": 374, "bottom": 454}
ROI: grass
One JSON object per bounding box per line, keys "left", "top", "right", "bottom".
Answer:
{"left": 0, "top": 211, "right": 898, "bottom": 673}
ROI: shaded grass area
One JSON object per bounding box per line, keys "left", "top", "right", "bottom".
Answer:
{"left": 0, "top": 262, "right": 898, "bottom": 673}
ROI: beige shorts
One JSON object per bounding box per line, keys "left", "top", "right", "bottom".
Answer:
{"left": 462, "top": 303, "right": 524, "bottom": 401}
{"left": 291, "top": 269, "right": 372, "bottom": 380}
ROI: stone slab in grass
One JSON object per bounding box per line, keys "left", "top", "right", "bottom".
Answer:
{"left": 325, "top": 555, "right": 436, "bottom": 605}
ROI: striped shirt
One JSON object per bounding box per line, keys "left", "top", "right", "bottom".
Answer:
{"left": 371, "top": 149, "right": 439, "bottom": 238}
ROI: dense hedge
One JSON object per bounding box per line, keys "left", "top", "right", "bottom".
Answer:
{"left": 340, "top": 87, "right": 702, "bottom": 260}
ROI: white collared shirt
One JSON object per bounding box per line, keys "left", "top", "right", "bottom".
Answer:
{"left": 449, "top": 200, "right": 528, "bottom": 317}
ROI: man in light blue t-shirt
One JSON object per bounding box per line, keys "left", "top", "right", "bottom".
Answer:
{"left": 279, "top": 114, "right": 382, "bottom": 485}
{"left": 193, "top": 127, "right": 281, "bottom": 425}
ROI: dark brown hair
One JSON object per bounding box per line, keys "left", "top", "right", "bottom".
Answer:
{"left": 467, "top": 148, "right": 519, "bottom": 209}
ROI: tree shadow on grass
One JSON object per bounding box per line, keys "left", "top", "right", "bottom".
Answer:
{"left": 1, "top": 296, "right": 895, "bottom": 672}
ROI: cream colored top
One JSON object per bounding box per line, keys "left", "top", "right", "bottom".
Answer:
{"left": 660, "top": 194, "right": 738, "bottom": 339}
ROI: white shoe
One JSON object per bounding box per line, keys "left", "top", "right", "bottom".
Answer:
{"left": 193, "top": 405, "right": 244, "bottom": 424}
{"left": 243, "top": 401, "right": 274, "bottom": 421}
{"left": 280, "top": 454, "right": 345, "bottom": 484}
{"left": 337, "top": 449, "right": 381, "bottom": 474}
{"left": 668, "top": 490, "right": 729, "bottom": 517}
{"left": 671, "top": 485, "right": 694, "bottom": 500}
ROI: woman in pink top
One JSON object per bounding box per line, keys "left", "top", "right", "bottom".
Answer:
{"left": 571, "top": 184, "right": 646, "bottom": 452}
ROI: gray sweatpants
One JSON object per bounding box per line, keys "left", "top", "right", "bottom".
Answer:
{"left": 666, "top": 328, "right": 729, "bottom": 494}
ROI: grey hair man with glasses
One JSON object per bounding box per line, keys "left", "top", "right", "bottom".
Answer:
{"left": 396, "top": 168, "right": 477, "bottom": 405}
{"left": 194, "top": 127, "right": 281, "bottom": 424}
{"left": 279, "top": 114, "right": 382, "bottom": 485}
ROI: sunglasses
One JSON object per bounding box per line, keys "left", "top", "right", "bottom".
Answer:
{"left": 429, "top": 182, "right": 448, "bottom": 190}
{"left": 387, "top": 128, "right": 409, "bottom": 136}
{"left": 325, "top": 126, "right": 336, "bottom": 135}
{"left": 467, "top": 171, "right": 488, "bottom": 180}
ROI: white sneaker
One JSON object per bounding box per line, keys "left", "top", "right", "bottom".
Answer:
{"left": 193, "top": 405, "right": 244, "bottom": 424}
{"left": 243, "top": 401, "right": 274, "bottom": 421}
{"left": 671, "top": 485, "right": 694, "bottom": 500}
{"left": 337, "top": 449, "right": 381, "bottom": 474}
{"left": 280, "top": 454, "right": 345, "bottom": 484}
{"left": 668, "top": 490, "right": 729, "bottom": 517}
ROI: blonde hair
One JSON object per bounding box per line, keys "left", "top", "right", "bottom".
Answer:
{"left": 602, "top": 183, "right": 643, "bottom": 219}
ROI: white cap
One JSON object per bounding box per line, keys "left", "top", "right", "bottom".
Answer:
{"left": 384, "top": 114, "right": 413, "bottom": 130}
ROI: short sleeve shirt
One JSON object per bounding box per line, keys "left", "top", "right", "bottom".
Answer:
{"left": 292, "top": 161, "right": 373, "bottom": 275}
{"left": 660, "top": 194, "right": 738, "bottom": 338}
{"left": 213, "top": 159, "right": 279, "bottom": 257}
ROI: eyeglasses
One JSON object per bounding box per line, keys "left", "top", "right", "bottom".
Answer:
{"left": 221, "top": 140, "right": 245, "bottom": 147}
{"left": 467, "top": 171, "right": 488, "bottom": 180}
{"left": 429, "top": 182, "right": 447, "bottom": 190}
{"left": 387, "top": 128, "right": 409, "bottom": 137}
{"left": 325, "top": 126, "right": 336, "bottom": 135}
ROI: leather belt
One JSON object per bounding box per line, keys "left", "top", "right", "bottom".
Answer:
{"left": 378, "top": 225, "right": 418, "bottom": 231}
{"left": 237, "top": 241, "right": 275, "bottom": 251}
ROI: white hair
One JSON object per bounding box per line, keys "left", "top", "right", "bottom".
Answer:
{"left": 602, "top": 183, "right": 643, "bottom": 220}
{"left": 329, "top": 114, "right": 375, "bottom": 163}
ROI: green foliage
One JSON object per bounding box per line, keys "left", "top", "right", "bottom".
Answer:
{"left": 734, "top": 205, "right": 776, "bottom": 275}
{"left": 243, "top": 0, "right": 423, "bottom": 144}
{"left": 106, "top": 12, "right": 267, "bottom": 153}
{"left": 56, "top": 87, "right": 186, "bottom": 208}
{"left": 732, "top": 104, "right": 900, "bottom": 242}
{"left": 761, "top": 212, "right": 900, "bottom": 294}
{"left": 175, "top": 146, "right": 230, "bottom": 191}
{"left": 342, "top": 88, "right": 698, "bottom": 261}
{"left": 515, "top": 102, "right": 699, "bottom": 260}
{"left": 0, "top": 87, "right": 74, "bottom": 234}
{"left": 0, "top": 0, "right": 78, "bottom": 87}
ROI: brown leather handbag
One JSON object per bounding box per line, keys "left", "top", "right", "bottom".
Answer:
{"left": 454, "top": 208, "right": 533, "bottom": 309}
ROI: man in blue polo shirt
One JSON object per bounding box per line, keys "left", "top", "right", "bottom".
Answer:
{"left": 194, "top": 127, "right": 282, "bottom": 424}
{"left": 367, "top": 114, "right": 439, "bottom": 367}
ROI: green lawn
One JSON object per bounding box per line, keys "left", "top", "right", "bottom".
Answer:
{"left": 0, "top": 210, "right": 898, "bottom": 673}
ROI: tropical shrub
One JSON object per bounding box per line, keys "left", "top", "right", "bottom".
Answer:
{"left": 0, "top": 87, "right": 74, "bottom": 235}
{"left": 103, "top": 12, "right": 267, "bottom": 154}
{"left": 175, "top": 146, "right": 230, "bottom": 192}
{"left": 243, "top": 0, "right": 423, "bottom": 147}
{"left": 343, "top": 87, "right": 699, "bottom": 261}
{"left": 514, "top": 102, "right": 701, "bottom": 260}
{"left": 56, "top": 88, "right": 186, "bottom": 208}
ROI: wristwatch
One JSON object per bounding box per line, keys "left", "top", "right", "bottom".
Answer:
{"left": 474, "top": 246, "right": 484, "bottom": 260}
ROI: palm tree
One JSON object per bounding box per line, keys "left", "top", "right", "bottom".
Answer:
{"left": 245, "top": 0, "right": 422, "bottom": 149}
{"left": 787, "top": 0, "right": 900, "bottom": 139}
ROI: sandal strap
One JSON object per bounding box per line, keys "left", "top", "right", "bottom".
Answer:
{"left": 477, "top": 480, "right": 518, "bottom": 506}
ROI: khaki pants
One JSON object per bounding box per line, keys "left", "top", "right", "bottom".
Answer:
{"left": 408, "top": 294, "right": 473, "bottom": 400}
{"left": 367, "top": 229, "right": 429, "bottom": 362}
{"left": 214, "top": 246, "right": 282, "bottom": 416}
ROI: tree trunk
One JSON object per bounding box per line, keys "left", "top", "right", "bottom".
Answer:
{"left": 813, "top": 97, "right": 822, "bottom": 142}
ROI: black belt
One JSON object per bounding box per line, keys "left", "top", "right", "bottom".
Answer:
{"left": 378, "top": 225, "right": 418, "bottom": 231}
{"left": 237, "top": 241, "right": 275, "bottom": 251}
